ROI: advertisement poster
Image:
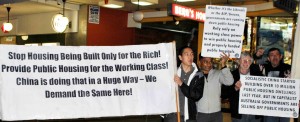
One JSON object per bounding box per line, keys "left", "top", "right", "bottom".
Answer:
{"left": 89, "top": 5, "right": 100, "bottom": 24}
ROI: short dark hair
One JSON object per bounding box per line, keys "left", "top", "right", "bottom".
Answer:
{"left": 198, "top": 53, "right": 204, "bottom": 60}
{"left": 178, "top": 46, "right": 192, "bottom": 56}
{"left": 267, "top": 47, "right": 281, "bottom": 56}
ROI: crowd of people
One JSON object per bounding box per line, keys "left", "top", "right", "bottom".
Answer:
{"left": 166, "top": 46, "right": 293, "bottom": 122}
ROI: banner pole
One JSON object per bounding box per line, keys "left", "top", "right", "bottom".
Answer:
{"left": 176, "top": 90, "right": 180, "bottom": 122}
{"left": 172, "top": 41, "right": 180, "bottom": 122}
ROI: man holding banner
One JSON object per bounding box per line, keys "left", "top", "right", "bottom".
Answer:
{"left": 196, "top": 53, "right": 234, "bottom": 122}
{"left": 261, "top": 47, "right": 291, "bottom": 122}
{"left": 165, "top": 46, "right": 203, "bottom": 122}
{"left": 227, "top": 52, "right": 263, "bottom": 122}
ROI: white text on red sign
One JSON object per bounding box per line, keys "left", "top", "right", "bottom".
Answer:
{"left": 172, "top": 4, "right": 205, "bottom": 22}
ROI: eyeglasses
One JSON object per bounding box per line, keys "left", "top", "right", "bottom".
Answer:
{"left": 241, "top": 59, "right": 252, "bottom": 63}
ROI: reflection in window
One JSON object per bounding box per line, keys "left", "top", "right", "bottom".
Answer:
{"left": 258, "top": 17, "right": 294, "bottom": 65}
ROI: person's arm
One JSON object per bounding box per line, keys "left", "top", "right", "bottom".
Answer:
{"left": 220, "top": 52, "right": 229, "bottom": 68}
{"left": 250, "top": 64, "right": 263, "bottom": 76}
{"left": 234, "top": 80, "right": 242, "bottom": 91}
{"left": 224, "top": 70, "right": 239, "bottom": 100}
{"left": 180, "top": 78, "right": 204, "bottom": 101}
{"left": 219, "top": 52, "right": 234, "bottom": 86}
{"left": 180, "top": 76, "right": 204, "bottom": 101}
{"left": 219, "top": 67, "right": 234, "bottom": 86}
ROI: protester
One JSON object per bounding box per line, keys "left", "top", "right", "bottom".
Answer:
{"left": 165, "top": 46, "right": 204, "bottom": 122}
{"left": 261, "top": 47, "right": 291, "bottom": 122}
{"left": 196, "top": 52, "right": 234, "bottom": 122}
{"left": 261, "top": 47, "right": 291, "bottom": 78}
{"left": 227, "top": 52, "right": 262, "bottom": 122}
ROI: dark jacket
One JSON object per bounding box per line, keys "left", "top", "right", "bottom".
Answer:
{"left": 263, "top": 62, "right": 291, "bottom": 78}
{"left": 179, "top": 72, "right": 204, "bottom": 120}
{"left": 228, "top": 64, "right": 262, "bottom": 119}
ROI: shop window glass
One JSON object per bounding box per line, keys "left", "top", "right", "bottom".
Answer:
{"left": 257, "top": 17, "right": 294, "bottom": 65}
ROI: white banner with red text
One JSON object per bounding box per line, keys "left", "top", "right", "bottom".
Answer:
{"left": 239, "top": 75, "right": 299, "bottom": 118}
{"left": 0, "top": 43, "right": 177, "bottom": 121}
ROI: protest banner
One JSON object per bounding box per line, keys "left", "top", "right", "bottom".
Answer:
{"left": 201, "top": 5, "right": 247, "bottom": 58}
{"left": 239, "top": 75, "right": 299, "bottom": 118}
{"left": 0, "top": 43, "right": 177, "bottom": 121}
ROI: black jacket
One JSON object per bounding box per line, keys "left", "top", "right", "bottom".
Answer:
{"left": 179, "top": 72, "right": 204, "bottom": 120}
{"left": 228, "top": 64, "right": 262, "bottom": 119}
{"left": 263, "top": 62, "right": 291, "bottom": 78}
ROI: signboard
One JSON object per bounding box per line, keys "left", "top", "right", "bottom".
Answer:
{"left": 239, "top": 75, "right": 299, "bottom": 118}
{"left": 89, "top": 5, "right": 100, "bottom": 24}
{"left": 201, "top": 5, "right": 247, "bottom": 58}
{"left": 167, "top": 3, "right": 205, "bottom": 22}
{"left": 0, "top": 43, "right": 176, "bottom": 121}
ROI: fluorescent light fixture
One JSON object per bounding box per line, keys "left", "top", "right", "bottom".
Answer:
{"left": 131, "top": 0, "right": 158, "bottom": 6}
{"left": 176, "top": 0, "right": 196, "bottom": 2}
{"left": 25, "top": 43, "right": 41, "bottom": 46}
{"left": 99, "top": 0, "right": 124, "bottom": 8}
{"left": 42, "top": 42, "right": 60, "bottom": 46}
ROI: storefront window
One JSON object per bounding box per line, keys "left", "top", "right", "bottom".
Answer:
{"left": 257, "top": 17, "right": 294, "bottom": 65}
{"left": 242, "top": 17, "right": 252, "bottom": 52}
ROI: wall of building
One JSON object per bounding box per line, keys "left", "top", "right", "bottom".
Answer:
{"left": 87, "top": 7, "right": 135, "bottom": 46}
{"left": 65, "top": 5, "right": 88, "bottom": 46}
{"left": 0, "top": 10, "right": 78, "bottom": 36}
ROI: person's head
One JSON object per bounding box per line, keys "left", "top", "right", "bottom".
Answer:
{"left": 178, "top": 46, "right": 194, "bottom": 67}
{"left": 267, "top": 47, "right": 283, "bottom": 67}
{"left": 239, "top": 52, "right": 253, "bottom": 71}
{"left": 198, "top": 53, "right": 213, "bottom": 74}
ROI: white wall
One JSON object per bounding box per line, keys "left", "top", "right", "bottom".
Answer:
{"left": 0, "top": 10, "right": 78, "bottom": 36}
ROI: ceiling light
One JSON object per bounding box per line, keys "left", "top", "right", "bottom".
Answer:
{"left": 133, "top": 11, "right": 144, "bottom": 22}
{"left": 2, "top": 6, "right": 13, "bottom": 33}
{"left": 2, "top": 22, "right": 13, "bottom": 32}
{"left": 131, "top": 0, "right": 158, "bottom": 6}
{"left": 99, "top": 0, "right": 124, "bottom": 8}
{"left": 175, "top": 0, "right": 196, "bottom": 2}
{"left": 173, "top": 16, "right": 179, "bottom": 25}
{"left": 52, "top": 0, "right": 69, "bottom": 33}
{"left": 21, "top": 35, "right": 29, "bottom": 41}
{"left": 132, "top": 0, "right": 144, "bottom": 22}
{"left": 52, "top": 14, "right": 69, "bottom": 33}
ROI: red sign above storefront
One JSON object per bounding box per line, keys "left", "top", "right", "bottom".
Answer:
{"left": 168, "top": 3, "right": 206, "bottom": 22}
